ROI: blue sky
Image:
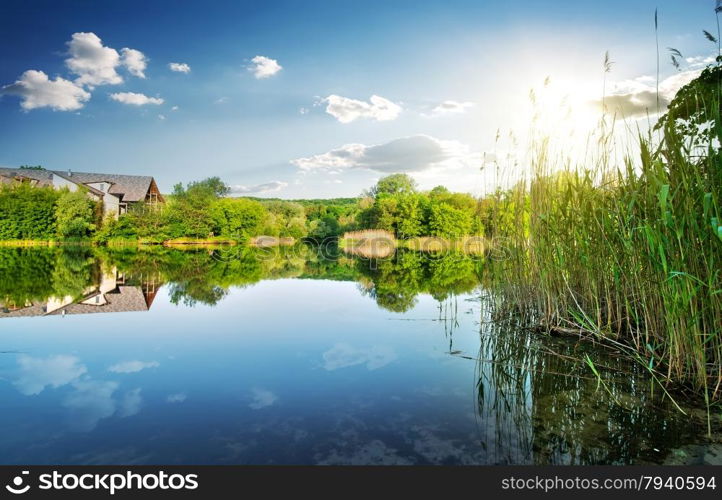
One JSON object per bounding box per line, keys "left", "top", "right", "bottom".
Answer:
{"left": 0, "top": 0, "right": 717, "bottom": 197}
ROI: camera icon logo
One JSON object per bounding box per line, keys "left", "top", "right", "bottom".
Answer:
{"left": 6, "top": 471, "right": 30, "bottom": 495}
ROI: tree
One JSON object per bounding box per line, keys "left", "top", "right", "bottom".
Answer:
{"left": 374, "top": 196, "right": 399, "bottom": 234}
{"left": 180, "top": 177, "right": 231, "bottom": 199}
{"left": 55, "top": 189, "right": 96, "bottom": 238}
{"left": 428, "top": 202, "right": 472, "bottom": 238}
{"left": 656, "top": 62, "right": 721, "bottom": 135}
{"left": 368, "top": 174, "right": 417, "bottom": 198}
{"left": 0, "top": 184, "right": 59, "bottom": 240}
{"left": 166, "top": 177, "right": 231, "bottom": 238}
{"left": 308, "top": 215, "right": 341, "bottom": 240}
{"left": 396, "top": 193, "right": 426, "bottom": 238}
{"left": 261, "top": 201, "right": 307, "bottom": 238}
{"left": 211, "top": 198, "right": 265, "bottom": 240}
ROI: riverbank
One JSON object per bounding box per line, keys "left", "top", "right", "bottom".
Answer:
{"left": 0, "top": 235, "right": 298, "bottom": 248}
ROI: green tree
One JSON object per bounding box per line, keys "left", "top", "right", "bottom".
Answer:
{"left": 211, "top": 198, "right": 266, "bottom": 240}
{"left": 0, "top": 184, "right": 59, "bottom": 240}
{"left": 374, "top": 196, "right": 399, "bottom": 234}
{"left": 166, "top": 177, "right": 231, "bottom": 238}
{"left": 55, "top": 189, "right": 96, "bottom": 238}
{"left": 396, "top": 193, "right": 426, "bottom": 238}
{"left": 428, "top": 202, "right": 472, "bottom": 238}
{"left": 261, "top": 201, "right": 308, "bottom": 238}
{"left": 368, "top": 173, "right": 417, "bottom": 198}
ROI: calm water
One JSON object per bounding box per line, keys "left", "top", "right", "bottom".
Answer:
{"left": 0, "top": 245, "right": 718, "bottom": 465}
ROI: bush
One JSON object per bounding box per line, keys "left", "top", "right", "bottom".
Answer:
{"left": 55, "top": 189, "right": 96, "bottom": 238}
{"left": 0, "top": 184, "right": 59, "bottom": 240}
{"left": 211, "top": 198, "right": 265, "bottom": 241}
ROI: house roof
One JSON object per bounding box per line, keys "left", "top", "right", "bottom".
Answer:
{"left": 0, "top": 168, "right": 157, "bottom": 202}
{"left": 46, "top": 286, "right": 152, "bottom": 316}
{"left": 58, "top": 171, "right": 155, "bottom": 202}
{"left": 0, "top": 286, "right": 152, "bottom": 318}
{"left": 0, "top": 168, "right": 55, "bottom": 188}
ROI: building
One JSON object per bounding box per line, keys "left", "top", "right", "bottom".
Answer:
{"left": 0, "top": 168, "right": 164, "bottom": 218}
{"left": 0, "top": 267, "right": 161, "bottom": 319}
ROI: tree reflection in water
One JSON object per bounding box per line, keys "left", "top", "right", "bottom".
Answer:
{"left": 0, "top": 244, "right": 715, "bottom": 465}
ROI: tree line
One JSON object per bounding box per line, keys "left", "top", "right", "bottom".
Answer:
{"left": 0, "top": 173, "right": 486, "bottom": 243}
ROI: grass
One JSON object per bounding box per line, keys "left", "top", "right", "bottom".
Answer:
{"left": 340, "top": 229, "right": 396, "bottom": 258}
{"left": 249, "top": 236, "right": 296, "bottom": 247}
{"left": 340, "top": 230, "right": 488, "bottom": 257}
{"left": 0, "top": 239, "right": 93, "bottom": 247}
{"left": 163, "top": 236, "right": 238, "bottom": 246}
{"left": 480, "top": 67, "right": 722, "bottom": 402}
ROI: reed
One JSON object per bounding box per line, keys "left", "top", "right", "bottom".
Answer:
{"left": 340, "top": 229, "right": 396, "bottom": 258}
{"left": 483, "top": 63, "right": 722, "bottom": 401}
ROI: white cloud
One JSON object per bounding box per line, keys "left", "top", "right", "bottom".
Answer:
{"left": 158, "top": 114, "right": 166, "bottom": 120}
{"left": 171, "top": 105, "right": 179, "bottom": 111}
{"left": 63, "top": 379, "right": 118, "bottom": 431}
{"left": 595, "top": 69, "right": 701, "bottom": 117}
{"left": 323, "top": 94, "right": 402, "bottom": 123}
{"left": 65, "top": 32, "right": 123, "bottom": 88}
{"left": 430, "top": 100, "right": 474, "bottom": 116}
{"left": 14, "top": 355, "right": 87, "bottom": 395}
{"left": 169, "top": 62, "right": 191, "bottom": 73}
{"left": 322, "top": 343, "right": 396, "bottom": 371}
{"left": 166, "top": 393, "right": 187, "bottom": 403}
{"left": 117, "top": 388, "right": 142, "bottom": 417}
{"left": 291, "top": 135, "right": 470, "bottom": 173}
{"left": 108, "top": 360, "right": 159, "bottom": 373}
{"left": 229, "top": 181, "right": 288, "bottom": 194}
{"left": 109, "top": 92, "right": 164, "bottom": 106}
{"left": 686, "top": 55, "right": 716, "bottom": 69}
{"left": 64, "top": 32, "right": 148, "bottom": 88}
{"left": 1, "top": 70, "right": 90, "bottom": 111}
{"left": 120, "top": 48, "right": 148, "bottom": 78}
{"left": 248, "top": 55, "right": 282, "bottom": 79}
{"left": 249, "top": 388, "right": 278, "bottom": 409}
{"left": 1, "top": 32, "right": 152, "bottom": 111}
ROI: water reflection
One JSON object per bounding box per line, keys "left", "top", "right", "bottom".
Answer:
{"left": 473, "top": 293, "right": 715, "bottom": 464}
{"left": 0, "top": 246, "right": 482, "bottom": 316}
{"left": 0, "top": 245, "right": 717, "bottom": 464}
{"left": 0, "top": 247, "right": 160, "bottom": 318}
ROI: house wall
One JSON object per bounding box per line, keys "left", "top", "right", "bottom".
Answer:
{"left": 51, "top": 174, "right": 79, "bottom": 192}
{"left": 51, "top": 175, "right": 120, "bottom": 218}
{"left": 103, "top": 194, "right": 121, "bottom": 219}
{"left": 86, "top": 182, "right": 109, "bottom": 193}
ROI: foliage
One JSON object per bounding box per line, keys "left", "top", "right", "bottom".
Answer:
{"left": 54, "top": 189, "right": 96, "bottom": 238}
{"left": 428, "top": 201, "right": 473, "bottom": 238}
{"left": 211, "top": 198, "right": 266, "bottom": 241}
{"left": 356, "top": 175, "right": 479, "bottom": 239}
{"left": 367, "top": 173, "right": 417, "bottom": 198}
{"left": 0, "top": 184, "right": 59, "bottom": 240}
{"left": 261, "top": 200, "right": 307, "bottom": 238}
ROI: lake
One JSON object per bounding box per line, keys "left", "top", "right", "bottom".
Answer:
{"left": 0, "top": 245, "right": 718, "bottom": 465}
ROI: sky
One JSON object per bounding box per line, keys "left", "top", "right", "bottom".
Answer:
{"left": 0, "top": 0, "right": 718, "bottom": 198}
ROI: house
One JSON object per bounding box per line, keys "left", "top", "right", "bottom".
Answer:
{"left": 0, "top": 267, "right": 161, "bottom": 319}
{"left": 0, "top": 168, "right": 164, "bottom": 218}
